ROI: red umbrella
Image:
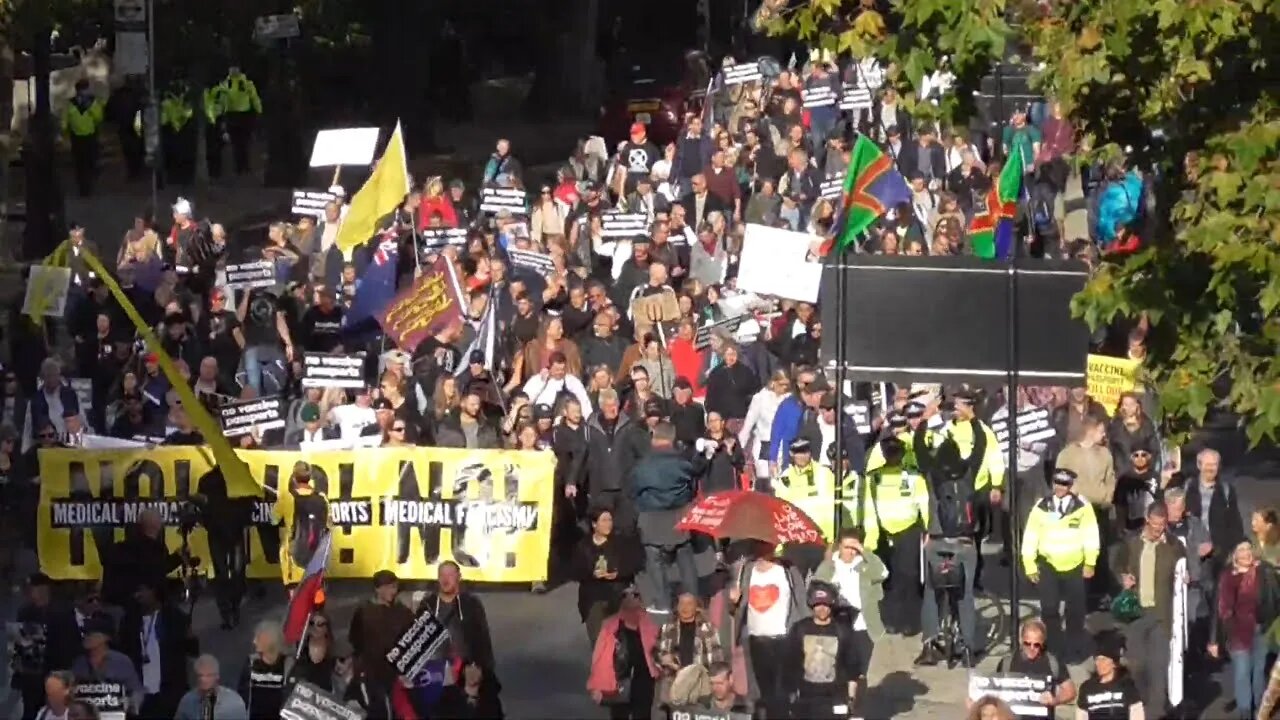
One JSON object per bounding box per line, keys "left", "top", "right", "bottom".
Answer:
{"left": 676, "top": 490, "right": 825, "bottom": 545}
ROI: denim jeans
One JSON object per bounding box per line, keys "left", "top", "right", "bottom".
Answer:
{"left": 241, "top": 344, "right": 287, "bottom": 395}
{"left": 639, "top": 542, "right": 698, "bottom": 612}
{"left": 1229, "top": 630, "right": 1268, "bottom": 718}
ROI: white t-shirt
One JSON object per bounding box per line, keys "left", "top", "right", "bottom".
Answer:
{"left": 329, "top": 404, "right": 376, "bottom": 439}
{"left": 746, "top": 563, "right": 790, "bottom": 638}
{"left": 831, "top": 556, "right": 868, "bottom": 631}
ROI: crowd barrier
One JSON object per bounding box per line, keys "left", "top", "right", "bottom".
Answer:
{"left": 36, "top": 446, "right": 557, "bottom": 583}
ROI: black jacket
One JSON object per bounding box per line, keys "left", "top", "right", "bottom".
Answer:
{"left": 704, "top": 362, "right": 761, "bottom": 421}
{"left": 584, "top": 413, "right": 642, "bottom": 496}
{"left": 1183, "top": 476, "right": 1247, "bottom": 564}
{"left": 416, "top": 592, "right": 497, "bottom": 676}
{"left": 436, "top": 409, "right": 503, "bottom": 449}
{"left": 699, "top": 436, "right": 747, "bottom": 495}
{"left": 679, "top": 192, "right": 728, "bottom": 229}
{"left": 118, "top": 604, "right": 198, "bottom": 695}
{"left": 580, "top": 334, "right": 628, "bottom": 375}
{"left": 101, "top": 530, "right": 182, "bottom": 607}
{"left": 896, "top": 140, "right": 947, "bottom": 183}
{"left": 553, "top": 421, "right": 589, "bottom": 490}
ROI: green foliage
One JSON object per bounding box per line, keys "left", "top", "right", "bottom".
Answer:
{"left": 772, "top": 0, "right": 1280, "bottom": 445}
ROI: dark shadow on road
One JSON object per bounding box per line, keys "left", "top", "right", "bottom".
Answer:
{"left": 862, "top": 670, "right": 929, "bottom": 718}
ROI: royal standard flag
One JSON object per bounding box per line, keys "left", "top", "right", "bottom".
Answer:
{"left": 832, "top": 135, "right": 912, "bottom": 253}
{"left": 970, "top": 143, "right": 1025, "bottom": 259}
{"left": 333, "top": 121, "right": 411, "bottom": 255}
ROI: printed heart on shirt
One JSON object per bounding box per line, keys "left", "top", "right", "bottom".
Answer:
{"left": 748, "top": 584, "right": 781, "bottom": 613}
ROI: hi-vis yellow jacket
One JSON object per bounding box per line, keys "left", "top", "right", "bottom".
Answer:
{"left": 1021, "top": 493, "right": 1100, "bottom": 576}
{"left": 775, "top": 461, "right": 837, "bottom": 544}
{"left": 857, "top": 466, "right": 930, "bottom": 552}
{"left": 937, "top": 419, "right": 1005, "bottom": 490}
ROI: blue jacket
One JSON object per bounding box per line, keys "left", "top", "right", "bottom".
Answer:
{"left": 769, "top": 394, "right": 806, "bottom": 470}
{"left": 630, "top": 449, "right": 701, "bottom": 512}
{"left": 1093, "top": 170, "right": 1143, "bottom": 245}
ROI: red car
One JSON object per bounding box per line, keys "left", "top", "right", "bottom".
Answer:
{"left": 598, "top": 51, "right": 712, "bottom": 150}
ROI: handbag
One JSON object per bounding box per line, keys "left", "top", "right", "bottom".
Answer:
{"left": 599, "top": 676, "right": 632, "bottom": 705}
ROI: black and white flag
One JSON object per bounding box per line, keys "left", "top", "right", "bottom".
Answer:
{"left": 480, "top": 187, "right": 527, "bottom": 214}
{"left": 224, "top": 261, "right": 277, "bottom": 290}
{"left": 601, "top": 211, "right": 650, "bottom": 239}
{"left": 455, "top": 295, "right": 497, "bottom": 379}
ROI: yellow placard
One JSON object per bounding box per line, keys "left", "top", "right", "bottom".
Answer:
{"left": 37, "top": 446, "right": 555, "bottom": 583}
{"left": 1086, "top": 353, "right": 1141, "bottom": 411}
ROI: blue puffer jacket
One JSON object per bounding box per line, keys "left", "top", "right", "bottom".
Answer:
{"left": 768, "top": 394, "right": 806, "bottom": 470}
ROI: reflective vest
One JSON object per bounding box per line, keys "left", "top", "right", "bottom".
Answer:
{"left": 775, "top": 461, "right": 837, "bottom": 544}
{"left": 857, "top": 466, "right": 930, "bottom": 552}
{"left": 203, "top": 84, "right": 228, "bottom": 123}
{"left": 161, "top": 95, "right": 193, "bottom": 131}
{"left": 1021, "top": 493, "right": 1100, "bottom": 575}
{"left": 864, "top": 428, "right": 932, "bottom": 474}
{"left": 63, "top": 98, "right": 104, "bottom": 137}
{"left": 222, "top": 73, "right": 262, "bottom": 114}
{"left": 936, "top": 419, "right": 1005, "bottom": 490}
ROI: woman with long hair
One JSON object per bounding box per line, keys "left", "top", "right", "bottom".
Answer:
{"left": 433, "top": 374, "right": 461, "bottom": 423}
{"left": 586, "top": 586, "right": 659, "bottom": 720}
{"left": 575, "top": 507, "right": 642, "bottom": 647}
{"left": 511, "top": 316, "right": 583, "bottom": 388}
{"left": 1210, "top": 541, "right": 1280, "bottom": 719}
{"left": 1252, "top": 508, "right": 1280, "bottom": 567}
{"left": 1109, "top": 392, "right": 1159, "bottom": 478}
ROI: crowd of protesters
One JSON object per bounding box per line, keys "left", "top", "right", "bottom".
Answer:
{"left": 1, "top": 45, "right": 1277, "bottom": 720}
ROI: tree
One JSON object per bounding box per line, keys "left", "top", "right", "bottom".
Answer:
{"left": 769, "top": 0, "right": 1280, "bottom": 445}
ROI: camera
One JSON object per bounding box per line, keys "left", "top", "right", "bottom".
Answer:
{"left": 176, "top": 496, "right": 204, "bottom": 534}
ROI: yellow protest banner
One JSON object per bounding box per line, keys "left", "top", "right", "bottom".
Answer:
{"left": 1086, "top": 353, "right": 1141, "bottom": 411}
{"left": 37, "top": 446, "right": 556, "bottom": 583}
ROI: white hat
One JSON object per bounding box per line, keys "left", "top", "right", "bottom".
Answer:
{"left": 172, "top": 197, "right": 192, "bottom": 216}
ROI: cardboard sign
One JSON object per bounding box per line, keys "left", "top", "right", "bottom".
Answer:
{"left": 479, "top": 187, "right": 527, "bottom": 214}
{"left": 224, "top": 261, "right": 277, "bottom": 290}
{"left": 376, "top": 256, "right": 464, "bottom": 353}
{"left": 840, "top": 84, "right": 874, "bottom": 111}
{"left": 695, "top": 315, "right": 747, "bottom": 350}
{"left": 385, "top": 609, "right": 450, "bottom": 680}
{"left": 419, "top": 228, "right": 469, "bottom": 250}
{"left": 218, "top": 397, "right": 285, "bottom": 437}
{"left": 280, "top": 681, "right": 366, "bottom": 720}
{"left": 803, "top": 85, "right": 839, "bottom": 108}
{"left": 1086, "top": 353, "right": 1140, "bottom": 410}
{"left": 291, "top": 188, "right": 337, "bottom": 218}
{"left": 22, "top": 265, "right": 72, "bottom": 319}
{"left": 73, "top": 681, "right": 129, "bottom": 720}
{"left": 301, "top": 353, "right": 366, "bottom": 389}
{"left": 847, "top": 401, "right": 872, "bottom": 435}
{"left": 309, "top": 127, "right": 380, "bottom": 168}
{"left": 722, "top": 62, "right": 763, "bottom": 86}
{"left": 736, "top": 224, "right": 822, "bottom": 303}
{"left": 601, "top": 211, "right": 650, "bottom": 239}
{"left": 967, "top": 673, "right": 1050, "bottom": 718}
{"left": 254, "top": 13, "right": 301, "bottom": 42}
{"left": 508, "top": 248, "right": 555, "bottom": 275}
{"left": 820, "top": 176, "right": 845, "bottom": 200}
{"left": 990, "top": 407, "right": 1056, "bottom": 452}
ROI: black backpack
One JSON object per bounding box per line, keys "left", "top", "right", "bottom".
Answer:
{"left": 915, "top": 421, "right": 986, "bottom": 538}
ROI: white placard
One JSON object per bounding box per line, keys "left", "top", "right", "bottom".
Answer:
{"left": 736, "top": 224, "right": 822, "bottom": 303}
{"left": 309, "top": 127, "right": 381, "bottom": 168}
{"left": 22, "top": 266, "right": 72, "bottom": 319}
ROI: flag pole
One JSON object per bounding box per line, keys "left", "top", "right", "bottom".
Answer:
{"left": 294, "top": 609, "right": 313, "bottom": 661}
{"left": 833, "top": 233, "right": 847, "bottom": 536}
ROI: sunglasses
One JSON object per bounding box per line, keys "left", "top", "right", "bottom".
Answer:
{"left": 1021, "top": 640, "right": 1043, "bottom": 650}
{"left": 38, "top": 432, "right": 56, "bottom": 439}
{"left": 391, "top": 426, "right": 406, "bottom": 432}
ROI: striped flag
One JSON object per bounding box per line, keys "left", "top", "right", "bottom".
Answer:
{"left": 970, "top": 143, "right": 1025, "bottom": 259}
{"left": 825, "top": 135, "right": 912, "bottom": 254}
{"left": 283, "top": 530, "right": 332, "bottom": 645}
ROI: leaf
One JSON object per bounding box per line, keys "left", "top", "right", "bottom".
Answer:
{"left": 1077, "top": 26, "right": 1103, "bottom": 51}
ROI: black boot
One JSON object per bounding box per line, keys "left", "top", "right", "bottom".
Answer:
{"left": 914, "top": 641, "right": 943, "bottom": 667}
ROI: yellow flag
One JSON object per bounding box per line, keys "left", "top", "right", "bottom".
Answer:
{"left": 334, "top": 121, "right": 410, "bottom": 254}
{"left": 77, "top": 248, "right": 260, "bottom": 496}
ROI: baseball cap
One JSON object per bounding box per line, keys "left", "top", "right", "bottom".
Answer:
{"left": 534, "top": 404, "right": 555, "bottom": 420}
{"left": 300, "top": 403, "right": 321, "bottom": 423}
{"left": 807, "top": 581, "right": 838, "bottom": 608}
{"left": 469, "top": 349, "right": 486, "bottom": 365}
{"left": 83, "top": 613, "right": 115, "bottom": 638}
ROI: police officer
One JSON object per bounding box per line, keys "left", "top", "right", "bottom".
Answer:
{"left": 203, "top": 80, "right": 229, "bottom": 178}
{"left": 219, "top": 65, "right": 262, "bottom": 174}
{"left": 866, "top": 401, "right": 933, "bottom": 473}
{"left": 775, "top": 438, "right": 837, "bottom": 577}
{"left": 161, "top": 84, "right": 195, "bottom": 185}
{"left": 828, "top": 444, "right": 861, "bottom": 533}
{"left": 858, "top": 436, "right": 930, "bottom": 635}
{"left": 1021, "top": 468, "right": 1099, "bottom": 661}
{"left": 62, "top": 79, "right": 105, "bottom": 196}
{"left": 937, "top": 389, "right": 1005, "bottom": 589}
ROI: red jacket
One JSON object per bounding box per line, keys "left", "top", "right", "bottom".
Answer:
{"left": 418, "top": 195, "right": 459, "bottom": 230}
{"left": 668, "top": 337, "right": 708, "bottom": 399}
